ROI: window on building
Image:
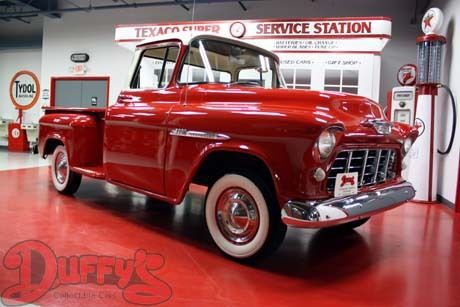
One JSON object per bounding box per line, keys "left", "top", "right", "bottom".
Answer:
{"left": 281, "top": 68, "right": 311, "bottom": 89}
{"left": 324, "top": 69, "right": 359, "bottom": 94}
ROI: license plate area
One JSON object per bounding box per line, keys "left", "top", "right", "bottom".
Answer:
{"left": 334, "top": 172, "right": 358, "bottom": 197}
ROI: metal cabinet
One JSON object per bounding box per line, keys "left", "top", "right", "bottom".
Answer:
{"left": 52, "top": 77, "right": 109, "bottom": 108}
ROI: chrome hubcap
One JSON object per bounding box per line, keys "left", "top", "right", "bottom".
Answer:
{"left": 216, "top": 188, "right": 260, "bottom": 245}
{"left": 55, "top": 152, "right": 68, "bottom": 184}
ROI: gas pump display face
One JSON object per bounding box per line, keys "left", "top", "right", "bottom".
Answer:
{"left": 391, "top": 87, "right": 416, "bottom": 125}
{"left": 393, "top": 91, "right": 414, "bottom": 124}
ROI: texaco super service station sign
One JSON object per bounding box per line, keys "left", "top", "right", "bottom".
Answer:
{"left": 115, "top": 17, "right": 391, "bottom": 101}
{"left": 115, "top": 17, "right": 391, "bottom": 52}
{"left": 9, "top": 70, "right": 41, "bottom": 111}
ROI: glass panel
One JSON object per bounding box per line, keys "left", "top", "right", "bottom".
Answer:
{"left": 238, "top": 68, "right": 273, "bottom": 88}
{"left": 191, "top": 68, "right": 205, "bottom": 82}
{"left": 324, "top": 69, "right": 341, "bottom": 85}
{"left": 160, "top": 47, "right": 179, "bottom": 86}
{"left": 324, "top": 86, "right": 341, "bottom": 92}
{"left": 132, "top": 46, "right": 179, "bottom": 89}
{"left": 180, "top": 43, "right": 206, "bottom": 83}
{"left": 342, "top": 70, "right": 359, "bottom": 86}
{"left": 281, "top": 68, "right": 294, "bottom": 84}
{"left": 296, "top": 69, "right": 311, "bottom": 85}
{"left": 342, "top": 87, "right": 358, "bottom": 94}
{"left": 179, "top": 39, "right": 282, "bottom": 88}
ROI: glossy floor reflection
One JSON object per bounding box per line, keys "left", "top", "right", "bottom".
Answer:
{"left": 0, "top": 148, "right": 50, "bottom": 170}
{"left": 0, "top": 167, "right": 459, "bottom": 307}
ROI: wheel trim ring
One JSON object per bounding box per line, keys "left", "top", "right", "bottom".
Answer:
{"left": 55, "top": 151, "right": 68, "bottom": 184}
{"left": 215, "top": 187, "right": 260, "bottom": 245}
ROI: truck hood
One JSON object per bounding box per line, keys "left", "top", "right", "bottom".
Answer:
{"left": 200, "top": 84, "right": 383, "bottom": 122}
{"left": 197, "top": 84, "right": 417, "bottom": 141}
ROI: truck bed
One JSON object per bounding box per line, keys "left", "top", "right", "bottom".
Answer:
{"left": 39, "top": 107, "right": 106, "bottom": 177}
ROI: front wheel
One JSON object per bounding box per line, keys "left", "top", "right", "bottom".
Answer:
{"left": 205, "top": 172, "right": 286, "bottom": 260}
{"left": 51, "top": 145, "right": 82, "bottom": 195}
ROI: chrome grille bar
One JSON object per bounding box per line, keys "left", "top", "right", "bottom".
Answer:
{"left": 372, "top": 150, "right": 382, "bottom": 184}
{"left": 383, "top": 150, "right": 391, "bottom": 179}
{"left": 345, "top": 151, "right": 353, "bottom": 172}
{"left": 360, "top": 149, "right": 369, "bottom": 186}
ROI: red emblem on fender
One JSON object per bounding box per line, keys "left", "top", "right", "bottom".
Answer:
{"left": 341, "top": 175, "right": 355, "bottom": 187}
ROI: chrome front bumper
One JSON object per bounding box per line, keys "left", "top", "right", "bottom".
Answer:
{"left": 281, "top": 182, "right": 415, "bottom": 228}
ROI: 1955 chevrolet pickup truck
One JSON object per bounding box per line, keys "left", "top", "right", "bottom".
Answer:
{"left": 39, "top": 34, "right": 418, "bottom": 260}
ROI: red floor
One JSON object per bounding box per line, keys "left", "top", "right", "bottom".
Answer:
{"left": 0, "top": 167, "right": 459, "bottom": 307}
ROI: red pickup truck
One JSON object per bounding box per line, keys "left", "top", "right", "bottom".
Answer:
{"left": 39, "top": 35, "right": 417, "bottom": 260}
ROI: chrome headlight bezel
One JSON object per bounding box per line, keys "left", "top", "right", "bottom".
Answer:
{"left": 314, "top": 129, "right": 337, "bottom": 160}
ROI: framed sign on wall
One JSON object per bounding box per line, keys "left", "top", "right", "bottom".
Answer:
{"left": 9, "top": 70, "right": 41, "bottom": 111}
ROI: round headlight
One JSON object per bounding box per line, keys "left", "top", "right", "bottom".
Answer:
{"left": 403, "top": 138, "right": 413, "bottom": 154}
{"left": 316, "top": 130, "right": 336, "bottom": 159}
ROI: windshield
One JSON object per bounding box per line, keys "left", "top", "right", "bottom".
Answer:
{"left": 179, "top": 39, "right": 285, "bottom": 89}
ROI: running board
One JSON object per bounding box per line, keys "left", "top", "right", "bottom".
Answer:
{"left": 71, "top": 166, "right": 105, "bottom": 179}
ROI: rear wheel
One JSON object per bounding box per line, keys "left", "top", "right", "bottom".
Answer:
{"left": 205, "top": 172, "right": 286, "bottom": 260}
{"left": 51, "top": 145, "right": 82, "bottom": 195}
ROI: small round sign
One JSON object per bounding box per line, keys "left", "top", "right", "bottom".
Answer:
{"left": 230, "top": 22, "right": 246, "bottom": 38}
{"left": 422, "top": 7, "right": 444, "bottom": 35}
{"left": 11, "top": 128, "right": 21, "bottom": 139}
{"left": 397, "top": 64, "right": 417, "bottom": 86}
{"left": 9, "top": 70, "right": 41, "bottom": 111}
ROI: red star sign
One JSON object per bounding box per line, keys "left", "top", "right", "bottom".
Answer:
{"left": 424, "top": 14, "right": 434, "bottom": 29}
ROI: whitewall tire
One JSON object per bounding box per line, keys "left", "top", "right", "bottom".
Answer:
{"left": 205, "top": 173, "right": 286, "bottom": 260}
{"left": 51, "top": 145, "right": 82, "bottom": 195}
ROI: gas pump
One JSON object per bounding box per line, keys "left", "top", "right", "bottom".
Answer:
{"left": 387, "top": 64, "right": 418, "bottom": 179}
{"left": 404, "top": 7, "right": 457, "bottom": 203}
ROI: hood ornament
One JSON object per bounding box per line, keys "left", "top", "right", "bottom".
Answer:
{"left": 361, "top": 119, "right": 393, "bottom": 135}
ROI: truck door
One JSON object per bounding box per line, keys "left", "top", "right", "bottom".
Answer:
{"left": 104, "top": 44, "right": 180, "bottom": 195}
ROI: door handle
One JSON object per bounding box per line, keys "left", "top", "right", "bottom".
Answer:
{"left": 117, "top": 94, "right": 134, "bottom": 104}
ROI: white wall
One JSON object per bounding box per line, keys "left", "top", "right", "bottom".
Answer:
{"left": 39, "top": 0, "right": 420, "bottom": 115}
{"left": 429, "top": 0, "right": 460, "bottom": 206}
{"left": 0, "top": 48, "right": 42, "bottom": 122}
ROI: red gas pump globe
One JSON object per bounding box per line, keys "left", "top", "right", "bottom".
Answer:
{"left": 416, "top": 7, "right": 446, "bottom": 86}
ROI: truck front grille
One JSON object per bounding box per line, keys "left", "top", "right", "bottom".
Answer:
{"left": 326, "top": 149, "right": 397, "bottom": 192}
